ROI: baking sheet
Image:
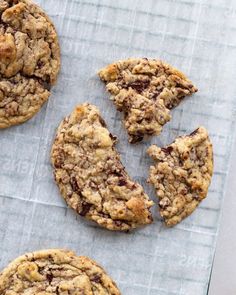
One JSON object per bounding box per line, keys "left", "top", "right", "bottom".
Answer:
{"left": 1, "top": 0, "right": 236, "bottom": 294}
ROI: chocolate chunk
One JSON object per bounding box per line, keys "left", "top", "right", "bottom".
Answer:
{"left": 38, "top": 266, "right": 44, "bottom": 273}
{"left": 38, "top": 75, "right": 51, "bottom": 91}
{"left": 109, "top": 133, "right": 117, "bottom": 141}
{"left": 42, "top": 81, "right": 51, "bottom": 91}
{"left": 180, "top": 188, "right": 189, "bottom": 195}
{"left": 114, "top": 220, "right": 123, "bottom": 227}
{"left": 165, "top": 97, "right": 181, "bottom": 109}
{"left": 91, "top": 274, "right": 102, "bottom": 284}
{"left": 192, "top": 193, "right": 200, "bottom": 200}
{"left": 132, "top": 183, "right": 138, "bottom": 189}
{"left": 70, "top": 176, "right": 79, "bottom": 192}
{"left": 128, "top": 80, "right": 150, "bottom": 94}
{"left": 159, "top": 203, "right": 167, "bottom": 209}
{"left": 151, "top": 89, "right": 162, "bottom": 100}
{"left": 54, "top": 153, "right": 64, "bottom": 168}
{"left": 79, "top": 202, "right": 92, "bottom": 216}
{"left": 89, "top": 180, "right": 97, "bottom": 189}
{"left": 161, "top": 146, "right": 173, "bottom": 154}
{"left": 67, "top": 192, "right": 73, "bottom": 199}
{"left": 111, "top": 168, "right": 124, "bottom": 177}
{"left": 46, "top": 273, "right": 53, "bottom": 284}
{"left": 136, "top": 118, "right": 143, "bottom": 124}
{"left": 54, "top": 161, "right": 62, "bottom": 169}
{"left": 45, "top": 74, "right": 51, "bottom": 83}
{"left": 129, "top": 133, "right": 144, "bottom": 144}
{"left": 37, "top": 60, "right": 44, "bottom": 69}
{"left": 118, "top": 178, "right": 127, "bottom": 186}
{"left": 99, "top": 116, "right": 107, "bottom": 127}
{"left": 190, "top": 128, "right": 199, "bottom": 137}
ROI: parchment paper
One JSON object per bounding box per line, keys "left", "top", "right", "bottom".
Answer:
{"left": 0, "top": 0, "right": 236, "bottom": 294}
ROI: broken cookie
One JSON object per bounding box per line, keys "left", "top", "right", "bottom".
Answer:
{"left": 0, "top": 0, "right": 60, "bottom": 128}
{"left": 51, "top": 103, "right": 153, "bottom": 231}
{"left": 0, "top": 249, "right": 121, "bottom": 295}
{"left": 147, "top": 127, "right": 213, "bottom": 226}
{"left": 98, "top": 58, "right": 197, "bottom": 143}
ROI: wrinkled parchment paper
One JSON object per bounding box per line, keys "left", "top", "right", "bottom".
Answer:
{"left": 0, "top": 0, "right": 236, "bottom": 294}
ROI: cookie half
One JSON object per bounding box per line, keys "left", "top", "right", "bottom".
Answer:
{"left": 147, "top": 127, "right": 213, "bottom": 226}
{"left": 98, "top": 58, "right": 197, "bottom": 143}
{"left": 0, "top": 0, "right": 60, "bottom": 128}
{"left": 0, "top": 249, "right": 121, "bottom": 295}
{"left": 51, "top": 103, "right": 153, "bottom": 231}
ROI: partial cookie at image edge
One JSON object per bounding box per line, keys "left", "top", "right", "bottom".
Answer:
{"left": 0, "top": 249, "right": 121, "bottom": 295}
{"left": 0, "top": 0, "right": 61, "bottom": 128}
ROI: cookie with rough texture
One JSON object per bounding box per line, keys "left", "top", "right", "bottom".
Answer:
{"left": 0, "top": 0, "right": 60, "bottom": 128}
{"left": 147, "top": 127, "right": 213, "bottom": 226}
{"left": 0, "top": 249, "right": 121, "bottom": 294}
{"left": 98, "top": 58, "right": 197, "bottom": 143}
{"left": 51, "top": 103, "right": 153, "bottom": 231}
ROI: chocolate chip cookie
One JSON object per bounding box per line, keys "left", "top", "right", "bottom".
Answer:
{"left": 0, "top": 0, "right": 60, "bottom": 128}
{"left": 51, "top": 103, "right": 153, "bottom": 231}
{"left": 0, "top": 249, "right": 121, "bottom": 294}
{"left": 147, "top": 127, "right": 213, "bottom": 226}
{"left": 98, "top": 58, "right": 197, "bottom": 143}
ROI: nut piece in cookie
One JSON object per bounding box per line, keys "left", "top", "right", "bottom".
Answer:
{"left": 98, "top": 58, "right": 197, "bottom": 143}
{"left": 147, "top": 127, "right": 213, "bottom": 226}
{"left": 0, "top": 249, "right": 121, "bottom": 295}
{"left": 51, "top": 103, "right": 153, "bottom": 231}
{"left": 0, "top": 0, "right": 60, "bottom": 128}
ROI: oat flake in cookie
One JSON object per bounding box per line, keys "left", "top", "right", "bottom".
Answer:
{"left": 51, "top": 103, "right": 153, "bottom": 231}
{"left": 0, "top": 249, "right": 121, "bottom": 295}
{"left": 98, "top": 58, "right": 197, "bottom": 143}
{"left": 0, "top": 0, "right": 60, "bottom": 128}
{"left": 147, "top": 127, "right": 213, "bottom": 226}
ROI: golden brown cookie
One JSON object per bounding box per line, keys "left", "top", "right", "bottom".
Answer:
{"left": 98, "top": 58, "right": 197, "bottom": 143}
{"left": 0, "top": 249, "right": 121, "bottom": 294}
{"left": 147, "top": 127, "right": 213, "bottom": 226}
{"left": 51, "top": 103, "right": 153, "bottom": 231}
{"left": 0, "top": 0, "right": 60, "bottom": 128}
